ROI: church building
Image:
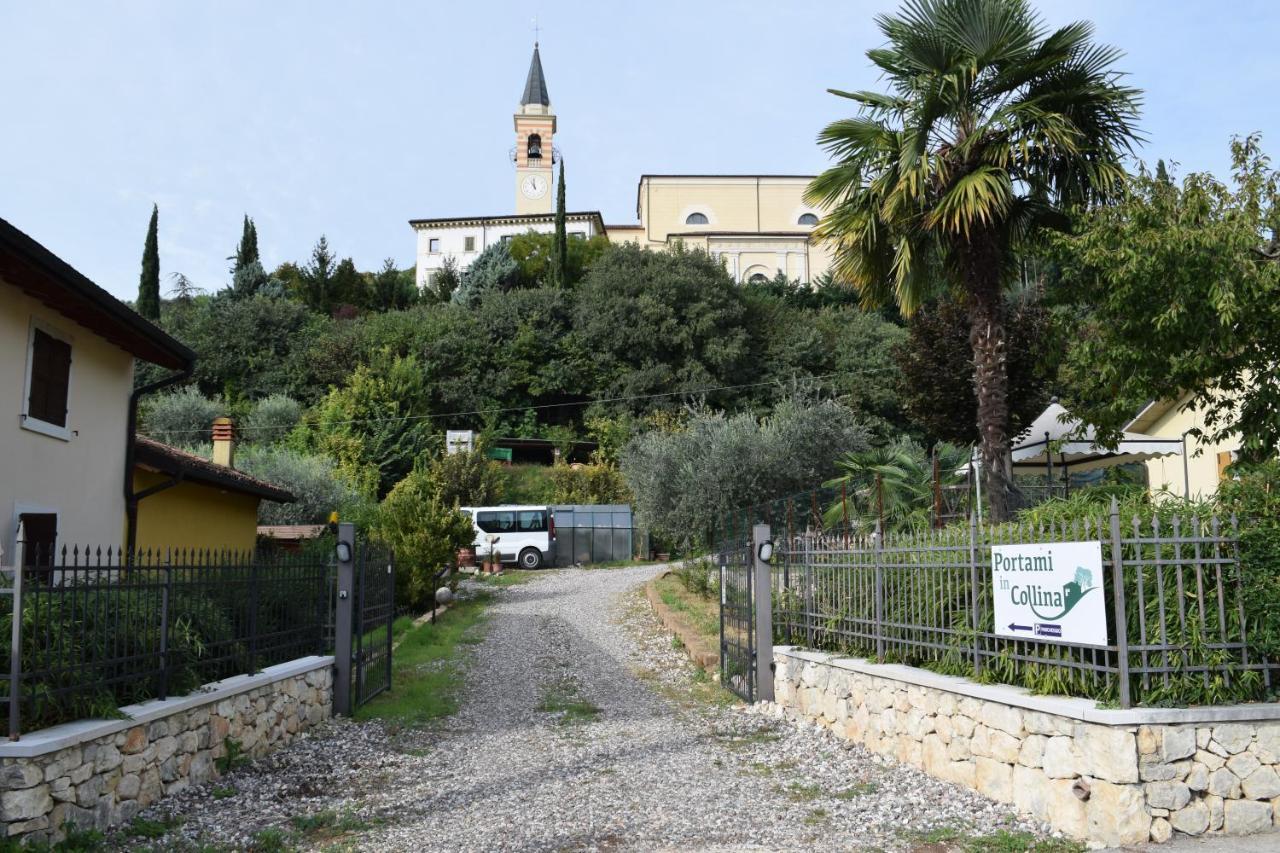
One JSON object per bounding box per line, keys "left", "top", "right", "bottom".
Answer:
{"left": 410, "top": 44, "right": 832, "bottom": 289}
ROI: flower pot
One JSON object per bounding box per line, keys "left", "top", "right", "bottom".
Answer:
{"left": 457, "top": 547, "right": 476, "bottom": 568}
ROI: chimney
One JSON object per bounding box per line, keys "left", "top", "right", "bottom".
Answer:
{"left": 212, "top": 417, "right": 236, "bottom": 469}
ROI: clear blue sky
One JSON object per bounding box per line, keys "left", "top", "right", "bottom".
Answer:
{"left": 3, "top": 1, "right": 1277, "bottom": 301}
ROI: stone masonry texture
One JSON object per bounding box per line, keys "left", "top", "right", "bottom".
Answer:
{"left": 774, "top": 650, "right": 1280, "bottom": 846}
{"left": 0, "top": 665, "right": 331, "bottom": 844}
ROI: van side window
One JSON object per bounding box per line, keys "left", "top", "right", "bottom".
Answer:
{"left": 475, "top": 511, "right": 515, "bottom": 533}
{"left": 518, "top": 511, "right": 547, "bottom": 532}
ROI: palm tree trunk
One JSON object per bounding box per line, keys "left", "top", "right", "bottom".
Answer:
{"left": 964, "top": 242, "right": 1013, "bottom": 522}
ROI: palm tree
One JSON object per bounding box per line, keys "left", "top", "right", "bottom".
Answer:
{"left": 823, "top": 441, "right": 968, "bottom": 533}
{"left": 806, "top": 0, "right": 1141, "bottom": 520}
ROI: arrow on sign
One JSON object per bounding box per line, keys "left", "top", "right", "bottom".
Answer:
{"left": 1008, "top": 623, "right": 1032, "bottom": 632}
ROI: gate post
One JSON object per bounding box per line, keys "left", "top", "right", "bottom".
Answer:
{"left": 752, "top": 524, "right": 775, "bottom": 703}
{"left": 333, "top": 522, "right": 355, "bottom": 716}
{"left": 1109, "top": 498, "right": 1132, "bottom": 709}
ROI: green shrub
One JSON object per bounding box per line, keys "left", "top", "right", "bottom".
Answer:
{"left": 374, "top": 468, "right": 475, "bottom": 611}
{"left": 427, "top": 449, "right": 504, "bottom": 507}
{"left": 1218, "top": 460, "right": 1280, "bottom": 657}
{"left": 549, "top": 461, "right": 631, "bottom": 505}
{"left": 243, "top": 394, "right": 303, "bottom": 443}
{"left": 141, "top": 386, "right": 222, "bottom": 445}
{"left": 236, "top": 445, "right": 368, "bottom": 525}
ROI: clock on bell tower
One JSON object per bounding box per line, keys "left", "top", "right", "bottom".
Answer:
{"left": 513, "top": 42, "right": 556, "bottom": 215}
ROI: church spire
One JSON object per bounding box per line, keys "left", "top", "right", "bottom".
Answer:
{"left": 520, "top": 43, "right": 551, "bottom": 107}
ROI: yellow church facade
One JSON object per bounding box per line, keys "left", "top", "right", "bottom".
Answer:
{"left": 412, "top": 44, "right": 832, "bottom": 288}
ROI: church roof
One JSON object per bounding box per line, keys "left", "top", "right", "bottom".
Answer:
{"left": 520, "top": 44, "right": 551, "bottom": 107}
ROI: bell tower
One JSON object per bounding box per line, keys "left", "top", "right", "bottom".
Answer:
{"left": 513, "top": 43, "right": 556, "bottom": 215}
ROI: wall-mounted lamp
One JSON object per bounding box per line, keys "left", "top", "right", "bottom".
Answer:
{"left": 757, "top": 540, "right": 775, "bottom": 564}
{"left": 335, "top": 541, "right": 352, "bottom": 563}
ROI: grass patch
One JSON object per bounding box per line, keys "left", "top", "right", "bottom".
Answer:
{"left": 581, "top": 558, "right": 659, "bottom": 570}
{"left": 834, "top": 781, "right": 878, "bottom": 798}
{"left": 903, "top": 827, "right": 1082, "bottom": 853}
{"left": 290, "top": 809, "right": 374, "bottom": 841}
{"left": 803, "top": 808, "right": 828, "bottom": 826}
{"left": 211, "top": 784, "right": 237, "bottom": 799}
{"left": 474, "top": 570, "right": 539, "bottom": 587}
{"left": 783, "top": 782, "right": 824, "bottom": 801}
{"left": 716, "top": 729, "right": 782, "bottom": 749}
{"left": 354, "top": 591, "right": 491, "bottom": 726}
{"left": 126, "top": 816, "right": 182, "bottom": 839}
{"left": 538, "top": 677, "right": 602, "bottom": 724}
{"left": 248, "top": 827, "right": 293, "bottom": 853}
{"left": 654, "top": 574, "right": 719, "bottom": 641}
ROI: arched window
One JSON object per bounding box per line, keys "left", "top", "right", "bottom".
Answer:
{"left": 797, "top": 212, "right": 819, "bottom": 226}
{"left": 685, "top": 212, "right": 709, "bottom": 225}
{"left": 527, "top": 133, "right": 542, "bottom": 161}
{"left": 748, "top": 273, "right": 769, "bottom": 284}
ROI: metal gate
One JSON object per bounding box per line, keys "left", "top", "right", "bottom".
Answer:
{"left": 719, "top": 534, "right": 756, "bottom": 701}
{"left": 352, "top": 544, "right": 395, "bottom": 709}
{"left": 718, "top": 524, "right": 773, "bottom": 703}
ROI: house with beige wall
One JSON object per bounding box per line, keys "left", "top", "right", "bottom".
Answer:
{"left": 0, "top": 216, "right": 195, "bottom": 568}
{"left": 1126, "top": 393, "right": 1242, "bottom": 500}
{"left": 412, "top": 43, "right": 832, "bottom": 288}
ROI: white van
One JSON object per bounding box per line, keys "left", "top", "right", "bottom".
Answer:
{"left": 459, "top": 505, "right": 555, "bottom": 570}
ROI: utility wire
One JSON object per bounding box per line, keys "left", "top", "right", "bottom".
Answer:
{"left": 137, "top": 371, "right": 867, "bottom": 438}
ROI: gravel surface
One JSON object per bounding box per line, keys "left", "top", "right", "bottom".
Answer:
{"left": 114, "top": 565, "right": 1057, "bottom": 851}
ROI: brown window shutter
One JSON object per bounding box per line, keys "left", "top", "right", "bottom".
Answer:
{"left": 1217, "top": 451, "right": 1233, "bottom": 482}
{"left": 28, "top": 330, "right": 72, "bottom": 428}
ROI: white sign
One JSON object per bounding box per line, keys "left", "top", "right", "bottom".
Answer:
{"left": 445, "top": 430, "right": 475, "bottom": 455}
{"left": 991, "top": 540, "right": 1107, "bottom": 647}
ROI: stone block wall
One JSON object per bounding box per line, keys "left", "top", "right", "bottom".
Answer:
{"left": 774, "top": 649, "right": 1280, "bottom": 846}
{"left": 0, "top": 658, "right": 332, "bottom": 844}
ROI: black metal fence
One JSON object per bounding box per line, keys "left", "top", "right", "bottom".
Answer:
{"left": 717, "top": 530, "right": 756, "bottom": 702}
{"left": 2, "top": 545, "right": 333, "bottom": 736}
{"left": 719, "top": 488, "right": 1272, "bottom": 708}
{"left": 352, "top": 545, "right": 395, "bottom": 709}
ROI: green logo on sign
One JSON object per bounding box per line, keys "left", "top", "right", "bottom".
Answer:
{"left": 1009, "top": 566, "right": 1098, "bottom": 620}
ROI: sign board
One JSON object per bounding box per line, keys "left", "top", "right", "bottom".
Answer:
{"left": 991, "top": 540, "right": 1107, "bottom": 647}
{"left": 445, "top": 430, "right": 475, "bottom": 455}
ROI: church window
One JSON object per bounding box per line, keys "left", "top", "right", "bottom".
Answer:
{"left": 685, "top": 212, "right": 709, "bottom": 225}
{"left": 501, "top": 235, "right": 514, "bottom": 243}
{"left": 797, "top": 212, "right": 819, "bottom": 226}
{"left": 428, "top": 238, "right": 441, "bottom": 253}
{"left": 748, "top": 273, "right": 769, "bottom": 284}
{"left": 465, "top": 236, "right": 476, "bottom": 252}
{"left": 570, "top": 231, "right": 585, "bottom": 239}
{"left": 527, "top": 133, "right": 543, "bottom": 161}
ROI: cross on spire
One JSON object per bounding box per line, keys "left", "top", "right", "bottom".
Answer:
{"left": 532, "top": 15, "right": 541, "bottom": 46}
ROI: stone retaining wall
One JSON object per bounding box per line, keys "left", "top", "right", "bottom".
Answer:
{"left": 0, "top": 656, "right": 333, "bottom": 844}
{"left": 774, "top": 648, "right": 1280, "bottom": 847}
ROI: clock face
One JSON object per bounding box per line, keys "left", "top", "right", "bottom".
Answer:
{"left": 521, "top": 174, "right": 548, "bottom": 199}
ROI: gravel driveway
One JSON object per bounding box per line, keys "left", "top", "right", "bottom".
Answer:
{"left": 124, "top": 565, "right": 1053, "bottom": 851}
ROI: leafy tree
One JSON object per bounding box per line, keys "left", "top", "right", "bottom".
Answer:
{"left": 452, "top": 240, "right": 520, "bottom": 306}
{"left": 426, "top": 448, "right": 504, "bottom": 507}
{"left": 137, "top": 204, "right": 161, "bottom": 320}
{"left": 141, "top": 386, "right": 221, "bottom": 445}
{"left": 894, "top": 292, "right": 1056, "bottom": 446}
{"left": 621, "top": 395, "right": 870, "bottom": 545}
{"left": 242, "top": 394, "right": 304, "bottom": 444}
{"left": 574, "top": 243, "right": 751, "bottom": 413}
{"left": 230, "top": 260, "right": 270, "bottom": 299}
{"left": 302, "top": 354, "right": 433, "bottom": 498}
{"left": 549, "top": 461, "right": 630, "bottom": 504}
{"left": 236, "top": 445, "right": 368, "bottom": 525}
{"left": 509, "top": 231, "right": 609, "bottom": 288}
{"left": 373, "top": 467, "right": 475, "bottom": 610}
{"left": 426, "top": 256, "right": 460, "bottom": 304}
{"left": 805, "top": 0, "right": 1141, "bottom": 520}
{"left": 331, "top": 257, "right": 365, "bottom": 309}
{"left": 553, "top": 159, "right": 568, "bottom": 287}
{"left": 822, "top": 440, "right": 968, "bottom": 533}
{"left": 300, "top": 236, "right": 338, "bottom": 314}
{"left": 370, "top": 258, "right": 417, "bottom": 311}
{"left": 1055, "top": 136, "right": 1280, "bottom": 461}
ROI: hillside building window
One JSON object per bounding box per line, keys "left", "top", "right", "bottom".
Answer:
{"left": 685, "top": 212, "right": 709, "bottom": 225}
{"left": 23, "top": 325, "right": 72, "bottom": 438}
{"left": 465, "top": 236, "right": 476, "bottom": 252}
{"left": 428, "top": 238, "right": 441, "bottom": 253}
{"left": 748, "top": 273, "right": 769, "bottom": 284}
{"left": 797, "top": 213, "right": 819, "bottom": 225}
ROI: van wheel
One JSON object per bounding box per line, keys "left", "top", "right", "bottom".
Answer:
{"left": 518, "top": 548, "right": 544, "bottom": 570}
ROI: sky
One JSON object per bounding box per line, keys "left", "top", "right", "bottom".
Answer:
{"left": 2, "top": 1, "right": 1278, "bottom": 301}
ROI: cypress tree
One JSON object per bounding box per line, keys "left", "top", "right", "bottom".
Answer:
{"left": 553, "top": 158, "right": 567, "bottom": 287}
{"left": 247, "top": 219, "right": 259, "bottom": 264}
{"left": 136, "top": 204, "right": 161, "bottom": 320}
{"left": 232, "top": 214, "right": 260, "bottom": 274}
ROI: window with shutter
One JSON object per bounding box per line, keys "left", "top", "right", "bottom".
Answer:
{"left": 26, "top": 328, "right": 72, "bottom": 429}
